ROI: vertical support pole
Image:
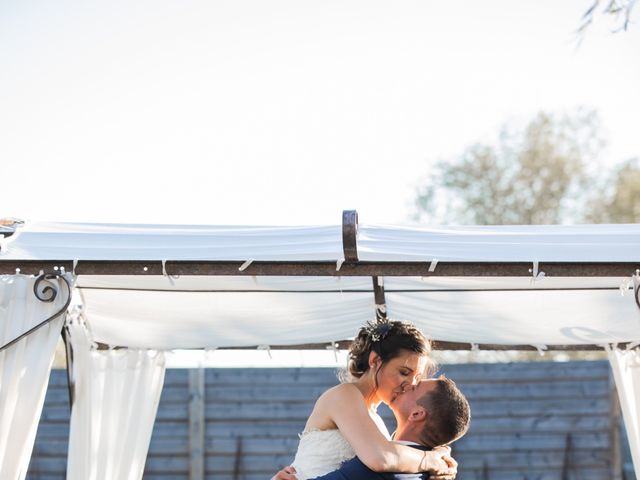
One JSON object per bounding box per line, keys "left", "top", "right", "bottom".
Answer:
{"left": 561, "top": 432, "right": 572, "bottom": 480}
{"left": 372, "top": 276, "right": 387, "bottom": 320}
{"left": 609, "top": 370, "right": 623, "bottom": 480}
{"left": 481, "top": 460, "right": 489, "bottom": 480}
{"left": 189, "top": 367, "right": 205, "bottom": 480}
{"left": 61, "top": 323, "right": 75, "bottom": 411}
{"left": 233, "top": 437, "right": 243, "bottom": 480}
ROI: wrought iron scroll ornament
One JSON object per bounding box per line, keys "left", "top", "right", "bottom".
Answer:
{"left": 0, "top": 272, "right": 72, "bottom": 353}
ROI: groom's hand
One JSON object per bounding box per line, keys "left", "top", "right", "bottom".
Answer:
{"left": 271, "top": 465, "right": 298, "bottom": 480}
{"left": 426, "top": 446, "right": 458, "bottom": 480}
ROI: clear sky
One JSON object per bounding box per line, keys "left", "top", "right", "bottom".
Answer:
{"left": 2, "top": 0, "right": 639, "bottom": 227}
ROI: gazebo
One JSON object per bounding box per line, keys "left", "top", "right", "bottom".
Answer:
{"left": 1, "top": 211, "right": 639, "bottom": 479}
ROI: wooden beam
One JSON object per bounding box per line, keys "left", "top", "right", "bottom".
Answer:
{"left": 216, "top": 340, "right": 630, "bottom": 351}
{"left": 1, "top": 259, "right": 638, "bottom": 277}
{"left": 93, "top": 339, "right": 627, "bottom": 350}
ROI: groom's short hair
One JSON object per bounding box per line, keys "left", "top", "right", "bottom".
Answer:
{"left": 416, "top": 376, "right": 470, "bottom": 448}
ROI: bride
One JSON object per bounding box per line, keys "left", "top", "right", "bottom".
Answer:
{"left": 272, "top": 319, "right": 458, "bottom": 480}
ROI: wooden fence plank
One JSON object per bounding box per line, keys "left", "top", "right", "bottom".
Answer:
{"left": 197, "top": 380, "right": 609, "bottom": 402}
{"left": 188, "top": 368, "right": 205, "bottom": 480}
{"left": 609, "top": 372, "right": 624, "bottom": 480}
{"left": 202, "top": 398, "right": 609, "bottom": 420}
{"left": 200, "top": 362, "right": 609, "bottom": 384}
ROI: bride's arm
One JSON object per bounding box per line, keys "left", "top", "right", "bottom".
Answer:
{"left": 324, "top": 385, "right": 453, "bottom": 474}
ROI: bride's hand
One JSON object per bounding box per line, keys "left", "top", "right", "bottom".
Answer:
{"left": 420, "top": 446, "right": 458, "bottom": 479}
{"left": 271, "top": 465, "right": 298, "bottom": 480}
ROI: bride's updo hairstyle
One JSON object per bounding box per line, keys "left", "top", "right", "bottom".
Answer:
{"left": 346, "top": 319, "right": 434, "bottom": 383}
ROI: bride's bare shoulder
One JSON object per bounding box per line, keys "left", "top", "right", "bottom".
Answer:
{"left": 305, "top": 383, "right": 366, "bottom": 430}
{"left": 316, "top": 383, "right": 363, "bottom": 405}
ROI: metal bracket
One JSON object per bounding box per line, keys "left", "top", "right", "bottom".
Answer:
{"left": 342, "top": 210, "right": 359, "bottom": 262}
{"left": 0, "top": 272, "right": 72, "bottom": 353}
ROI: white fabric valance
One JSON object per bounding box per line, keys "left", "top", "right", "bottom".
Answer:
{"left": 358, "top": 223, "right": 640, "bottom": 262}
{"left": 66, "top": 319, "right": 165, "bottom": 480}
{"left": 75, "top": 275, "right": 640, "bottom": 349}
{"left": 607, "top": 346, "right": 640, "bottom": 478}
{"left": 4, "top": 221, "right": 640, "bottom": 263}
{"left": 3, "top": 222, "right": 343, "bottom": 261}
{"left": 0, "top": 275, "right": 69, "bottom": 480}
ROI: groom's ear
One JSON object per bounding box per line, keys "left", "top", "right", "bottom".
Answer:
{"left": 409, "top": 406, "right": 427, "bottom": 424}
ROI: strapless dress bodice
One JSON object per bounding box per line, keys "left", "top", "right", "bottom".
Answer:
{"left": 291, "top": 429, "right": 356, "bottom": 479}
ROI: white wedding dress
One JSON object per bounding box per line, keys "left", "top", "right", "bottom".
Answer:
{"left": 291, "top": 429, "right": 356, "bottom": 479}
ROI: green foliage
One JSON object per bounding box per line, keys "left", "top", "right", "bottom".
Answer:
{"left": 586, "top": 158, "right": 640, "bottom": 223}
{"left": 415, "top": 110, "right": 607, "bottom": 225}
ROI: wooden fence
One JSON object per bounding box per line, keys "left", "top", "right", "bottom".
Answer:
{"left": 28, "top": 360, "right": 632, "bottom": 479}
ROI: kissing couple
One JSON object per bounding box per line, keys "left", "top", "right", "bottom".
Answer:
{"left": 272, "top": 319, "right": 471, "bottom": 480}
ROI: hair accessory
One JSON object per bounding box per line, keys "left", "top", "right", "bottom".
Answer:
{"left": 364, "top": 319, "right": 393, "bottom": 343}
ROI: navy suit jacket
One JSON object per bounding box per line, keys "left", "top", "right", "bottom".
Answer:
{"left": 310, "top": 444, "right": 430, "bottom": 480}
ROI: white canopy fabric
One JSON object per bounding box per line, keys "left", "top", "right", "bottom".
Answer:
{"left": 74, "top": 275, "right": 640, "bottom": 349}
{"left": 358, "top": 224, "right": 640, "bottom": 262}
{"left": 607, "top": 346, "right": 640, "bottom": 477}
{"left": 2, "top": 221, "right": 640, "bottom": 348}
{"left": 2, "top": 222, "right": 343, "bottom": 261}
{"left": 0, "top": 275, "right": 69, "bottom": 480}
{"left": 66, "top": 318, "right": 165, "bottom": 480}
{"left": 3, "top": 221, "right": 640, "bottom": 262}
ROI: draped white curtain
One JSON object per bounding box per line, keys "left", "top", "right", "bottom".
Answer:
{"left": 66, "top": 318, "right": 166, "bottom": 480}
{"left": 607, "top": 346, "right": 640, "bottom": 477}
{"left": 0, "top": 274, "right": 69, "bottom": 480}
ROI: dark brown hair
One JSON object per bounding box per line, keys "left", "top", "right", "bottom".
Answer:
{"left": 346, "top": 320, "right": 433, "bottom": 385}
{"left": 417, "top": 376, "right": 471, "bottom": 447}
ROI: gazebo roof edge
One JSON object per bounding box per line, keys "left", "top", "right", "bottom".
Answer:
{"left": 1, "top": 259, "right": 639, "bottom": 277}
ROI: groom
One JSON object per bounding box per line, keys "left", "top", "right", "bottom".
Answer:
{"left": 274, "top": 376, "right": 471, "bottom": 480}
